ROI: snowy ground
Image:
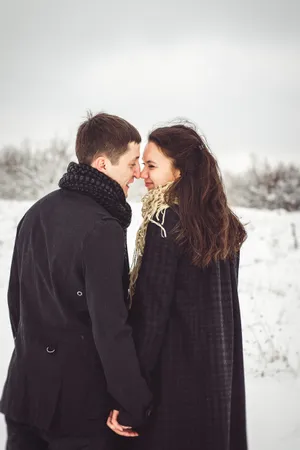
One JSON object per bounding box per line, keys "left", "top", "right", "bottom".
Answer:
{"left": 0, "top": 199, "right": 300, "bottom": 449}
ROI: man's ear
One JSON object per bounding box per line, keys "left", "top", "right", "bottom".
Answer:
{"left": 92, "top": 155, "right": 107, "bottom": 173}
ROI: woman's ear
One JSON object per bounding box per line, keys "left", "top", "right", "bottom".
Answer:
{"left": 174, "top": 167, "right": 181, "bottom": 180}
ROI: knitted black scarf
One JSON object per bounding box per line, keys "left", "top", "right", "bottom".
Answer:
{"left": 58, "top": 162, "right": 132, "bottom": 230}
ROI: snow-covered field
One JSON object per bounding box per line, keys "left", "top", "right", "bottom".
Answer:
{"left": 0, "top": 199, "right": 300, "bottom": 449}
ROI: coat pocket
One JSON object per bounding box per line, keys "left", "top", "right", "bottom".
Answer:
{"left": 22, "top": 336, "right": 62, "bottom": 430}
{"left": 0, "top": 334, "right": 62, "bottom": 431}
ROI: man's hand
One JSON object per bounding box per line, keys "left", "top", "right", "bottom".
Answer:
{"left": 106, "top": 410, "right": 139, "bottom": 437}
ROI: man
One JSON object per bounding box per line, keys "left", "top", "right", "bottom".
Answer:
{"left": 0, "top": 112, "right": 152, "bottom": 449}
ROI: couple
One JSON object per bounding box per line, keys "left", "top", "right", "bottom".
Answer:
{"left": 0, "top": 112, "right": 248, "bottom": 450}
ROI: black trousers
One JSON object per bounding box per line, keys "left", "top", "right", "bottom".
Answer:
{"left": 5, "top": 417, "right": 117, "bottom": 450}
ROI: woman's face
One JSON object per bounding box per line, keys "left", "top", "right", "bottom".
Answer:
{"left": 141, "top": 142, "right": 180, "bottom": 190}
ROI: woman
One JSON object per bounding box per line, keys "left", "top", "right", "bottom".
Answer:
{"left": 111, "top": 123, "right": 248, "bottom": 450}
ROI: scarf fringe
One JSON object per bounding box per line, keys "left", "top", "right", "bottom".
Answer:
{"left": 129, "top": 182, "right": 173, "bottom": 305}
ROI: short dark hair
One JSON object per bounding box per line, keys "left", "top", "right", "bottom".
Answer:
{"left": 75, "top": 112, "right": 141, "bottom": 165}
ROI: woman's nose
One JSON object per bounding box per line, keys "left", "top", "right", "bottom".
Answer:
{"left": 140, "top": 167, "right": 148, "bottom": 179}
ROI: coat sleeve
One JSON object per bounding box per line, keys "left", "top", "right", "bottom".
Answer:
{"left": 7, "top": 242, "right": 20, "bottom": 338}
{"left": 82, "top": 218, "right": 152, "bottom": 427}
{"left": 130, "top": 208, "right": 179, "bottom": 384}
{"left": 7, "top": 220, "right": 24, "bottom": 338}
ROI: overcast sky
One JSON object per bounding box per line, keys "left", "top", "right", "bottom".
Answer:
{"left": 1, "top": 0, "right": 299, "bottom": 171}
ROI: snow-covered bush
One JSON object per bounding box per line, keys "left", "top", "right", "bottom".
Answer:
{"left": 225, "top": 159, "right": 300, "bottom": 211}
{"left": 0, "top": 140, "right": 73, "bottom": 200}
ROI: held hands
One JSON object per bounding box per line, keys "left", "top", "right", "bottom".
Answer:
{"left": 106, "top": 410, "right": 139, "bottom": 437}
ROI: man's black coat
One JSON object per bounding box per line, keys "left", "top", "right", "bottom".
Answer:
{"left": 0, "top": 189, "right": 152, "bottom": 435}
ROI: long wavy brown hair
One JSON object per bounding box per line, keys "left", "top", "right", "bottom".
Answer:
{"left": 148, "top": 123, "right": 247, "bottom": 267}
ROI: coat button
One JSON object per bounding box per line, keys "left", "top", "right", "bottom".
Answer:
{"left": 145, "top": 407, "right": 152, "bottom": 418}
{"left": 46, "top": 346, "right": 56, "bottom": 354}
{"left": 77, "top": 291, "right": 83, "bottom": 296}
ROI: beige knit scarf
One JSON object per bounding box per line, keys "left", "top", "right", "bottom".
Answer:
{"left": 129, "top": 182, "right": 174, "bottom": 304}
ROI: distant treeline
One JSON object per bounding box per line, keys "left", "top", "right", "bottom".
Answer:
{"left": 0, "top": 141, "right": 299, "bottom": 211}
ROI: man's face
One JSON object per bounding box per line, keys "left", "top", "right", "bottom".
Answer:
{"left": 93, "top": 142, "right": 141, "bottom": 197}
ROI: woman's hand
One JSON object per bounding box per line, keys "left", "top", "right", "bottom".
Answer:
{"left": 106, "top": 410, "right": 139, "bottom": 437}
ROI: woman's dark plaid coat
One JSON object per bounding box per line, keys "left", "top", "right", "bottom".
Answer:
{"left": 126, "top": 208, "right": 248, "bottom": 450}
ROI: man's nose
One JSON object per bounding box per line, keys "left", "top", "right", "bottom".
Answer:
{"left": 133, "top": 163, "right": 141, "bottom": 179}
